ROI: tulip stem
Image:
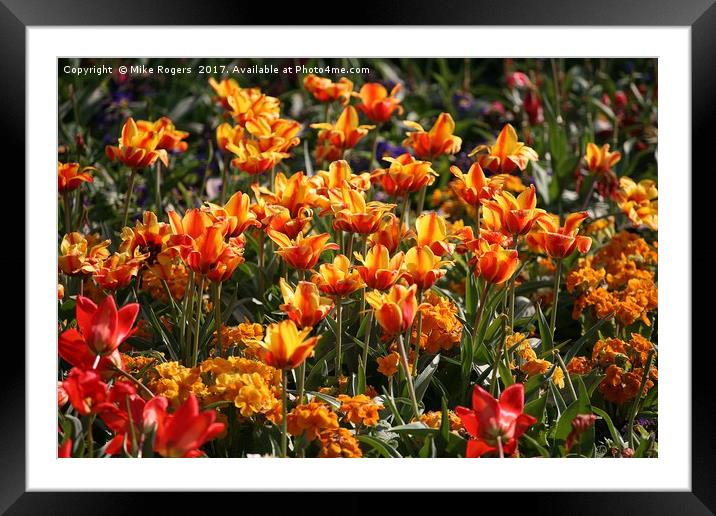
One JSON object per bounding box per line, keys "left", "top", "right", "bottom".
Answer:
{"left": 220, "top": 154, "right": 230, "bottom": 205}
{"left": 155, "top": 161, "right": 162, "bottom": 216}
{"left": 62, "top": 191, "right": 72, "bottom": 234}
{"left": 399, "top": 195, "right": 411, "bottom": 230}
{"left": 281, "top": 369, "right": 288, "bottom": 458}
{"left": 361, "top": 310, "right": 374, "bottom": 393}
{"left": 554, "top": 351, "right": 577, "bottom": 401}
{"left": 258, "top": 231, "right": 265, "bottom": 300}
{"left": 416, "top": 184, "right": 428, "bottom": 220}
{"left": 85, "top": 415, "right": 95, "bottom": 458}
{"left": 297, "top": 361, "right": 306, "bottom": 405}
{"left": 412, "top": 290, "right": 424, "bottom": 378}
{"left": 111, "top": 365, "right": 156, "bottom": 400}
{"left": 397, "top": 334, "right": 420, "bottom": 418}
{"left": 122, "top": 169, "right": 138, "bottom": 229}
{"left": 193, "top": 275, "right": 205, "bottom": 367}
{"left": 180, "top": 270, "right": 195, "bottom": 363}
{"left": 550, "top": 258, "right": 563, "bottom": 340}
{"left": 496, "top": 435, "right": 505, "bottom": 458}
{"left": 472, "top": 283, "right": 491, "bottom": 347}
{"left": 509, "top": 236, "right": 519, "bottom": 331}
{"left": 212, "top": 282, "right": 223, "bottom": 358}
{"left": 490, "top": 315, "right": 508, "bottom": 397}
{"left": 335, "top": 295, "right": 343, "bottom": 377}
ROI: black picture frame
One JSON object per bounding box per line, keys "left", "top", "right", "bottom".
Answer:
{"left": 4, "top": 1, "right": 708, "bottom": 513}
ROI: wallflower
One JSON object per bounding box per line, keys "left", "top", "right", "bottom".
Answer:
{"left": 147, "top": 361, "right": 206, "bottom": 407}
{"left": 143, "top": 250, "right": 189, "bottom": 302}
{"left": 355, "top": 82, "right": 403, "bottom": 123}
{"left": 337, "top": 394, "right": 384, "bottom": 426}
{"left": 58, "top": 162, "right": 95, "bottom": 193}
{"left": 287, "top": 402, "right": 339, "bottom": 441}
{"left": 233, "top": 372, "right": 277, "bottom": 418}
{"left": 376, "top": 352, "right": 400, "bottom": 377}
{"left": 402, "top": 112, "right": 462, "bottom": 159}
{"left": 318, "top": 427, "right": 363, "bottom": 458}
{"left": 566, "top": 257, "right": 606, "bottom": 293}
{"left": 354, "top": 244, "right": 405, "bottom": 291}
{"left": 136, "top": 117, "right": 189, "bottom": 153}
{"left": 417, "top": 291, "right": 463, "bottom": 354}
{"left": 311, "top": 254, "right": 365, "bottom": 296}
{"left": 211, "top": 323, "right": 265, "bottom": 356}
{"left": 279, "top": 278, "right": 334, "bottom": 329}
{"left": 566, "top": 356, "right": 594, "bottom": 375}
{"left": 267, "top": 230, "right": 339, "bottom": 270}
{"left": 616, "top": 177, "right": 658, "bottom": 230}
{"left": 365, "top": 284, "right": 419, "bottom": 335}
{"left": 469, "top": 123, "right": 538, "bottom": 174}
{"left": 58, "top": 232, "right": 111, "bottom": 276}
{"left": 371, "top": 153, "right": 438, "bottom": 196}
{"left": 599, "top": 365, "right": 655, "bottom": 404}
{"left": 311, "top": 106, "right": 374, "bottom": 162}
{"left": 105, "top": 117, "right": 169, "bottom": 169}
{"left": 420, "top": 410, "right": 464, "bottom": 432}
{"left": 303, "top": 74, "right": 353, "bottom": 105}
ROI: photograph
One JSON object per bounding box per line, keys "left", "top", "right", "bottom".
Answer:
{"left": 56, "top": 56, "right": 659, "bottom": 460}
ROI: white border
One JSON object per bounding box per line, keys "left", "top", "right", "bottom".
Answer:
{"left": 28, "top": 27, "right": 690, "bottom": 491}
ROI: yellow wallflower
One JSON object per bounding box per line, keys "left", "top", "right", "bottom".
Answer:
{"left": 318, "top": 428, "right": 362, "bottom": 458}
{"left": 337, "top": 394, "right": 384, "bottom": 427}
{"left": 287, "top": 402, "right": 339, "bottom": 441}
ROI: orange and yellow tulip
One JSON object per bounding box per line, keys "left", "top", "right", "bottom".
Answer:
{"left": 215, "top": 123, "right": 245, "bottom": 153}
{"left": 354, "top": 244, "right": 405, "bottom": 291}
{"left": 258, "top": 171, "right": 321, "bottom": 217}
{"left": 267, "top": 230, "right": 339, "bottom": 270}
{"left": 312, "top": 160, "right": 371, "bottom": 193}
{"left": 205, "top": 191, "right": 261, "bottom": 238}
{"left": 311, "top": 106, "right": 374, "bottom": 162}
{"left": 368, "top": 213, "right": 413, "bottom": 254}
{"left": 136, "top": 117, "right": 189, "bottom": 153}
{"left": 279, "top": 278, "right": 334, "bottom": 329}
{"left": 303, "top": 74, "right": 354, "bottom": 105}
{"left": 402, "top": 112, "right": 462, "bottom": 159}
{"left": 585, "top": 142, "right": 621, "bottom": 174}
{"left": 93, "top": 251, "right": 147, "bottom": 290}
{"left": 208, "top": 77, "right": 241, "bottom": 110}
{"left": 404, "top": 245, "right": 450, "bottom": 290}
{"left": 263, "top": 204, "right": 313, "bottom": 240}
{"left": 615, "top": 177, "right": 658, "bottom": 231}
{"left": 328, "top": 186, "right": 395, "bottom": 235}
{"left": 59, "top": 232, "right": 110, "bottom": 276}
{"left": 448, "top": 163, "right": 495, "bottom": 207}
{"left": 226, "top": 139, "right": 290, "bottom": 175}
{"left": 371, "top": 153, "right": 438, "bottom": 196}
{"left": 58, "top": 162, "right": 95, "bottom": 194}
{"left": 105, "top": 117, "right": 169, "bottom": 169}
{"left": 469, "top": 123, "right": 538, "bottom": 174}
{"left": 311, "top": 255, "right": 365, "bottom": 296}
{"left": 365, "top": 284, "right": 419, "bottom": 336}
{"left": 256, "top": 319, "right": 320, "bottom": 370}
{"left": 415, "top": 212, "right": 455, "bottom": 257}
{"left": 355, "top": 83, "right": 403, "bottom": 123}
{"left": 119, "top": 211, "right": 172, "bottom": 260}
{"left": 245, "top": 117, "right": 301, "bottom": 154}
{"left": 474, "top": 243, "right": 519, "bottom": 285}
{"left": 482, "top": 185, "right": 545, "bottom": 236}
{"left": 226, "top": 87, "right": 281, "bottom": 127}
{"left": 527, "top": 212, "right": 592, "bottom": 259}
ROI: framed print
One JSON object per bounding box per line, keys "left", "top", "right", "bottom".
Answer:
{"left": 4, "top": 0, "right": 712, "bottom": 513}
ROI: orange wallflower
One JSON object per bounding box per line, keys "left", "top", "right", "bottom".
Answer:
{"left": 136, "top": 117, "right": 189, "bottom": 153}
{"left": 474, "top": 243, "right": 519, "bottom": 285}
{"left": 355, "top": 83, "right": 403, "bottom": 123}
{"left": 105, "top": 117, "right": 169, "bottom": 169}
{"left": 311, "top": 255, "right": 365, "bottom": 296}
{"left": 58, "top": 162, "right": 95, "bottom": 193}
{"left": 337, "top": 394, "right": 384, "bottom": 426}
{"left": 303, "top": 74, "right": 353, "bottom": 105}
{"left": 279, "top": 278, "right": 334, "bottom": 329}
{"left": 527, "top": 212, "right": 592, "bottom": 259}
{"left": 318, "top": 427, "right": 362, "bottom": 458}
{"left": 418, "top": 291, "right": 463, "bottom": 354}
{"left": 255, "top": 320, "right": 320, "bottom": 370}
{"left": 58, "top": 232, "right": 111, "bottom": 276}
{"left": 469, "top": 123, "right": 538, "bottom": 174}
{"left": 354, "top": 243, "right": 405, "bottom": 291}
{"left": 599, "top": 364, "right": 655, "bottom": 404}
{"left": 311, "top": 106, "right": 374, "bottom": 162}
{"left": 328, "top": 186, "right": 394, "bottom": 235}
{"left": 371, "top": 153, "right": 438, "bottom": 196}
{"left": 376, "top": 352, "right": 400, "bottom": 377}
{"left": 365, "top": 284, "right": 419, "bottom": 335}
{"left": 287, "top": 402, "right": 339, "bottom": 441}
{"left": 267, "top": 230, "right": 339, "bottom": 270}
{"left": 404, "top": 245, "right": 450, "bottom": 290}
{"left": 482, "top": 185, "right": 545, "bottom": 236}
{"left": 616, "top": 177, "right": 658, "bottom": 231}
{"left": 402, "top": 112, "right": 462, "bottom": 159}
{"left": 415, "top": 212, "right": 455, "bottom": 256}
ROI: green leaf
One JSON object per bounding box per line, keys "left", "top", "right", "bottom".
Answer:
{"left": 536, "top": 303, "right": 553, "bottom": 351}
{"left": 389, "top": 422, "right": 439, "bottom": 437}
{"left": 414, "top": 354, "right": 440, "bottom": 403}
{"left": 564, "top": 314, "right": 614, "bottom": 363}
{"left": 357, "top": 435, "right": 402, "bottom": 458}
{"left": 592, "top": 407, "right": 626, "bottom": 448}
{"left": 554, "top": 376, "right": 594, "bottom": 457}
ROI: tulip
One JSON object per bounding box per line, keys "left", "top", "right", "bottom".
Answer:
{"left": 267, "top": 230, "right": 339, "bottom": 271}
{"left": 58, "top": 232, "right": 110, "bottom": 276}
{"left": 482, "top": 185, "right": 545, "bottom": 237}
{"left": 415, "top": 212, "right": 455, "bottom": 257}
{"left": 215, "top": 122, "right": 245, "bottom": 153}
{"left": 119, "top": 211, "right": 172, "bottom": 261}
{"left": 148, "top": 394, "right": 225, "bottom": 458}
{"left": 58, "top": 326, "right": 123, "bottom": 377}
{"left": 93, "top": 251, "right": 146, "bottom": 290}
{"left": 615, "top": 177, "right": 658, "bottom": 231}
{"left": 205, "top": 191, "right": 261, "bottom": 238}
{"left": 402, "top": 112, "right": 462, "bottom": 159}
{"left": 105, "top": 117, "right": 169, "bottom": 170}
{"left": 279, "top": 278, "right": 334, "bottom": 329}
{"left": 311, "top": 106, "right": 374, "bottom": 163}
{"left": 208, "top": 77, "right": 241, "bottom": 109}
{"left": 371, "top": 153, "right": 438, "bottom": 196}
{"left": 354, "top": 243, "right": 405, "bottom": 291}
{"left": 70, "top": 295, "right": 139, "bottom": 358}
{"left": 455, "top": 383, "right": 537, "bottom": 457}
{"left": 328, "top": 186, "right": 395, "bottom": 235}
{"left": 311, "top": 254, "right": 365, "bottom": 297}
{"left": 264, "top": 205, "right": 313, "bottom": 240}
{"left": 136, "top": 117, "right": 189, "bottom": 153}
{"left": 404, "top": 245, "right": 450, "bottom": 291}
{"left": 365, "top": 284, "right": 419, "bottom": 337}
{"left": 312, "top": 160, "right": 371, "bottom": 193}
{"left": 226, "top": 139, "right": 290, "bottom": 175}
{"left": 58, "top": 162, "right": 95, "bottom": 194}
{"left": 448, "top": 163, "right": 495, "bottom": 207}
{"left": 368, "top": 213, "right": 413, "bottom": 254}
{"left": 469, "top": 123, "right": 538, "bottom": 174}
{"left": 474, "top": 243, "right": 519, "bottom": 285}
{"left": 355, "top": 82, "right": 403, "bottom": 123}
{"left": 62, "top": 367, "right": 109, "bottom": 416}
{"left": 303, "top": 74, "right": 354, "bottom": 105}
{"left": 528, "top": 212, "right": 592, "bottom": 259}
{"left": 226, "top": 87, "right": 281, "bottom": 127}
{"left": 585, "top": 142, "right": 621, "bottom": 175}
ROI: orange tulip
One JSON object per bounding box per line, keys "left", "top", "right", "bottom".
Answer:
{"left": 215, "top": 123, "right": 245, "bottom": 153}
{"left": 263, "top": 204, "right": 313, "bottom": 240}
{"left": 119, "top": 211, "right": 171, "bottom": 261}
{"left": 415, "top": 212, "right": 455, "bottom": 257}
{"left": 365, "top": 284, "right": 419, "bottom": 335}
{"left": 311, "top": 106, "right": 374, "bottom": 162}
{"left": 105, "top": 117, "right": 169, "bottom": 169}
{"left": 368, "top": 213, "right": 413, "bottom": 254}
{"left": 371, "top": 153, "right": 438, "bottom": 196}
{"left": 448, "top": 163, "right": 494, "bottom": 207}
{"left": 136, "top": 117, "right": 189, "bottom": 153}
{"left": 279, "top": 278, "right": 334, "bottom": 329}
{"left": 354, "top": 244, "right": 405, "bottom": 291}
{"left": 615, "top": 177, "right": 658, "bottom": 231}
{"left": 312, "top": 160, "right": 371, "bottom": 193}
{"left": 245, "top": 117, "right": 301, "bottom": 154}
{"left": 257, "top": 320, "right": 320, "bottom": 370}
{"left": 267, "top": 230, "right": 339, "bottom": 270}
{"left": 260, "top": 171, "right": 321, "bottom": 217}
{"left": 226, "top": 87, "right": 281, "bottom": 127}
{"left": 402, "top": 112, "right": 462, "bottom": 159}
{"left": 585, "top": 143, "right": 621, "bottom": 174}
{"left": 93, "top": 252, "right": 147, "bottom": 290}
{"left": 208, "top": 77, "right": 241, "bottom": 110}
{"left": 226, "top": 139, "right": 290, "bottom": 175}
{"left": 355, "top": 83, "right": 403, "bottom": 123}
{"left": 404, "top": 245, "right": 450, "bottom": 290}
{"left": 527, "top": 212, "right": 592, "bottom": 259}
{"left": 474, "top": 243, "right": 519, "bottom": 285}
{"left": 482, "top": 185, "right": 545, "bottom": 236}
{"left": 328, "top": 186, "right": 395, "bottom": 235}
{"left": 303, "top": 74, "right": 353, "bottom": 105}
{"left": 469, "top": 123, "right": 538, "bottom": 174}
{"left": 205, "top": 191, "right": 261, "bottom": 238}
{"left": 58, "top": 232, "right": 110, "bottom": 276}
{"left": 58, "top": 162, "right": 95, "bottom": 193}
{"left": 311, "top": 255, "right": 365, "bottom": 296}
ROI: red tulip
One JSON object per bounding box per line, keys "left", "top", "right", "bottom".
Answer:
{"left": 71, "top": 295, "right": 139, "bottom": 357}
{"left": 455, "top": 383, "right": 536, "bottom": 458}
{"left": 62, "top": 368, "right": 109, "bottom": 415}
